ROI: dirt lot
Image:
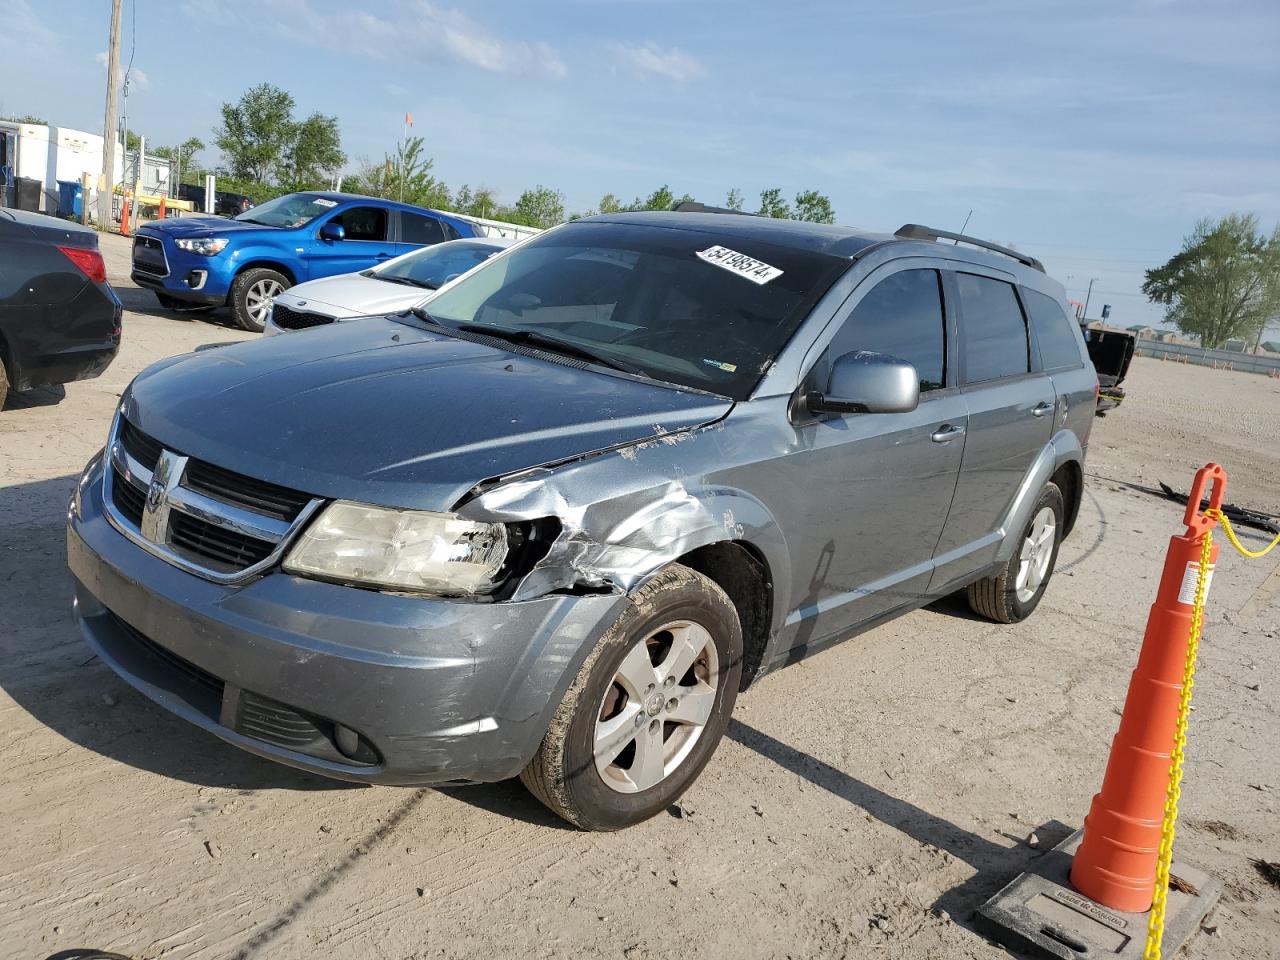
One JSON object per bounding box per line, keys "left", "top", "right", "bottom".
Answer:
{"left": 2, "top": 233, "right": 1277, "bottom": 959}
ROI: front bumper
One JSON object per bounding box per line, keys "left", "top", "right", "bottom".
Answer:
{"left": 131, "top": 234, "right": 233, "bottom": 305}
{"left": 67, "top": 455, "right": 625, "bottom": 785}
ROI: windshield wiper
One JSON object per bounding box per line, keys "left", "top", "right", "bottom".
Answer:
{"left": 374, "top": 274, "right": 435, "bottom": 289}
{"left": 236, "top": 217, "right": 275, "bottom": 227}
{"left": 455, "top": 323, "right": 645, "bottom": 375}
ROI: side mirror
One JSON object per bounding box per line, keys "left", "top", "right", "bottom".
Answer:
{"left": 807, "top": 351, "right": 920, "bottom": 415}
{"left": 319, "top": 222, "right": 345, "bottom": 242}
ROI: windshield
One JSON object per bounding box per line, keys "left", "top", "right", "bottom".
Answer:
{"left": 413, "top": 222, "right": 847, "bottom": 399}
{"left": 234, "top": 193, "right": 338, "bottom": 228}
{"left": 375, "top": 241, "right": 504, "bottom": 290}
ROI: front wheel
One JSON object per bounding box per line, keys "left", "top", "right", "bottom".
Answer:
{"left": 967, "top": 482, "right": 1065, "bottom": 623}
{"left": 521, "top": 564, "right": 743, "bottom": 830}
{"left": 229, "top": 267, "right": 289, "bottom": 332}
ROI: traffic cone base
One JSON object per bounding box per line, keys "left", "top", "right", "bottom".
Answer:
{"left": 975, "top": 828, "right": 1220, "bottom": 960}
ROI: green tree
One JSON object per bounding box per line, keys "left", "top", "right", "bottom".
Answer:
{"left": 794, "top": 189, "right": 835, "bottom": 224}
{"left": 757, "top": 187, "right": 792, "bottom": 219}
{"left": 281, "top": 113, "right": 345, "bottom": 190}
{"left": 453, "top": 183, "right": 475, "bottom": 214}
{"left": 0, "top": 114, "right": 46, "bottom": 125}
{"left": 637, "top": 184, "right": 675, "bottom": 211}
{"left": 513, "top": 185, "right": 565, "bottom": 228}
{"left": 725, "top": 188, "right": 744, "bottom": 211}
{"left": 1142, "top": 214, "right": 1280, "bottom": 349}
{"left": 214, "top": 83, "right": 297, "bottom": 182}
{"left": 598, "top": 193, "right": 623, "bottom": 215}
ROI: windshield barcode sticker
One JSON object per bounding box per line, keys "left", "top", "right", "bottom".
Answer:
{"left": 313, "top": 198, "right": 338, "bottom": 207}
{"left": 696, "top": 246, "right": 783, "bottom": 285}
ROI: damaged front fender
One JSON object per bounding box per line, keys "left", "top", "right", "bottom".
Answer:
{"left": 455, "top": 421, "right": 792, "bottom": 620}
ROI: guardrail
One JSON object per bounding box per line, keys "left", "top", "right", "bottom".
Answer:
{"left": 1135, "top": 339, "right": 1280, "bottom": 376}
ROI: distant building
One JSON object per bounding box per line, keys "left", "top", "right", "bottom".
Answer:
{"left": 1260, "top": 341, "right": 1280, "bottom": 354}
{"left": 1126, "top": 325, "right": 1158, "bottom": 339}
{"left": 1223, "top": 338, "right": 1247, "bottom": 353}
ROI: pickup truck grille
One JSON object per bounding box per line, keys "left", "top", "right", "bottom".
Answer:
{"left": 271, "top": 303, "right": 336, "bottom": 331}
{"left": 102, "top": 415, "right": 322, "bottom": 581}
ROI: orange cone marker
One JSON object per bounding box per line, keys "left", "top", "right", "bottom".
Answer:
{"left": 1069, "top": 463, "right": 1226, "bottom": 912}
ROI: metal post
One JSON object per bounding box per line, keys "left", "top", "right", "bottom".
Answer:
{"left": 1083, "top": 277, "right": 1100, "bottom": 321}
{"left": 80, "top": 172, "right": 91, "bottom": 225}
{"left": 98, "top": 0, "right": 123, "bottom": 228}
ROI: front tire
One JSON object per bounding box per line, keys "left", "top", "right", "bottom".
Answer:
{"left": 230, "top": 267, "right": 289, "bottom": 332}
{"left": 521, "top": 564, "right": 743, "bottom": 830}
{"left": 967, "top": 482, "right": 1064, "bottom": 623}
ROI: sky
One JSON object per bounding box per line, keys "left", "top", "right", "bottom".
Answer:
{"left": 3, "top": 0, "right": 1278, "bottom": 333}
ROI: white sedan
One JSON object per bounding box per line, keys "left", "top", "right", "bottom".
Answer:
{"left": 263, "top": 237, "right": 513, "bottom": 335}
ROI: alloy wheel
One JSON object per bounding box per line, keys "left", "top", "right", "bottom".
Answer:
{"left": 1015, "top": 505, "right": 1057, "bottom": 603}
{"left": 593, "top": 620, "right": 720, "bottom": 794}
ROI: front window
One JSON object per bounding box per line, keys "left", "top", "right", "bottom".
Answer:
{"left": 235, "top": 193, "right": 339, "bottom": 228}
{"left": 374, "top": 241, "right": 504, "bottom": 291}
{"left": 408, "top": 222, "right": 848, "bottom": 399}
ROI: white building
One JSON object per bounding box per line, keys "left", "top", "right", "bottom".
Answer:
{"left": 0, "top": 121, "right": 124, "bottom": 219}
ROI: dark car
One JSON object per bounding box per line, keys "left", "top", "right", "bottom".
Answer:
{"left": 0, "top": 208, "right": 121, "bottom": 410}
{"left": 70, "top": 213, "right": 1095, "bottom": 829}
{"left": 175, "top": 184, "right": 254, "bottom": 218}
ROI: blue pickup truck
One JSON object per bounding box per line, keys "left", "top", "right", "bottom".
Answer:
{"left": 131, "top": 192, "right": 481, "bottom": 331}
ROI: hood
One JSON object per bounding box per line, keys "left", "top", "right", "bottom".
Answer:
{"left": 139, "top": 217, "right": 280, "bottom": 240}
{"left": 274, "top": 273, "right": 425, "bottom": 320}
{"left": 123, "top": 318, "right": 732, "bottom": 511}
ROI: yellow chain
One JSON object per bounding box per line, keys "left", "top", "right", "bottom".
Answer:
{"left": 1143, "top": 530, "right": 1212, "bottom": 960}
{"left": 1206, "top": 508, "right": 1280, "bottom": 558}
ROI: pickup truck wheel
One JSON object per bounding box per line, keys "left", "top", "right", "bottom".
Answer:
{"left": 521, "top": 564, "right": 743, "bottom": 830}
{"left": 230, "top": 268, "right": 289, "bottom": 332}
{"left": 967, "top": 482, "right": 1064, "bottom": 624}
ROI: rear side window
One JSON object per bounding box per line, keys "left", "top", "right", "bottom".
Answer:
{"left": 956, "top": 273, "right": 1029, "bottom": 383}
{"left": 331, "top": 206, "right": 388, "bottom": 242}
{"left": 401, "top": 213, "right": 448, "bottom": 246}
{"left": 829, "top": 269, "right": 946, "bottom": 391}
{"left": 1023, "top": 287, "right": 1083, "bottom": 370}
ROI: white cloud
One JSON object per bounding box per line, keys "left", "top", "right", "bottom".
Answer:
{"left": 610, "top": 43, "right": 706, "bottom": 82}
{"left": 94, "top": 51, "right": 150, "bottom": 91}
{"left": 264, "top": 0, "right": 567, "bottom": 78}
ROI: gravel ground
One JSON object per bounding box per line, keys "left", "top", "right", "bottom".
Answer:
{"left": 1, "top": 233, "right": 1277, "bottom": 959}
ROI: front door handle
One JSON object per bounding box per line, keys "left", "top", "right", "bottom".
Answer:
{"left": 931, "top": 424, "right": 965, "bottom": 443}
{"left": 1032, "top": 401, "right": 1054, "bottom": 418}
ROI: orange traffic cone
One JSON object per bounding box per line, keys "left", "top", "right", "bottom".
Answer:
{"left": 1069, "top": 463, "right": 1226, "bottom": 912}
{"left": 158, "top": 195, "right": 167, "bottom": 219}
{"left": 120, "top": 194, "right": 131, "bottom": 237}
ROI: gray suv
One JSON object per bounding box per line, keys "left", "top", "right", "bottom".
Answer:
{"left": 67, "top": 212, "right": 1096, "bottom": 830}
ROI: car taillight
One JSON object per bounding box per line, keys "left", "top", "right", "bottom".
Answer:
{"left": 58, "top": 246, "right": 108, "bottom": 284}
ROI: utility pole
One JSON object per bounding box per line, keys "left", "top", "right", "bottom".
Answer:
{"left": 1082, "top": 277, "right": 1100, "bottom": 321}
{"left": 98, "top": 0, "right": 123, "bottom": 229}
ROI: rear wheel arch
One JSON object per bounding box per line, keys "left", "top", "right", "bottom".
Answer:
{"left": 1051, "top": 459, "right": 1083, "bottom": 537}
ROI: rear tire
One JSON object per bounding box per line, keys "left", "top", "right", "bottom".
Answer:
{"left": 0, "top": 361, "right": 9, "bottom": 412}
{"left": 230, "top": 267, "right": 289, "bottom": 332}
{"left": 967, "top": 482, "right": 1064, "bottom": 623}
{"left": 521, "top": 564, "right": 743, "bottom": 830}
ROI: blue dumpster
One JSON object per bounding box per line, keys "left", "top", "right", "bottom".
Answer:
{"left": 56, "top": 179, "right": 83, "bottom": 220}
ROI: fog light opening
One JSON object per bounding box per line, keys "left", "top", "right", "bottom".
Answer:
{"left": 334, "top": 723, "right": 360, "bottom": 758}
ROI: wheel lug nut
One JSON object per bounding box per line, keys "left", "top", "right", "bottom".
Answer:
{"left": 646, "top": 683, "right": 656, "bottom": 694}
{"left": 663, "top": 677, "right": 675, "bottom": 688}
{"left": 649, "top": 719, "right": 660, "bottom": 734}
{"left": 666, "top": 698, "right": 677, "bottom": 712}
{"left": 634, "top": 714, "right": 645, "bottom": 728}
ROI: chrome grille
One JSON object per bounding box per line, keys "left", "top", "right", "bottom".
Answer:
{"left": 102, "top": 413, "right": 323, "bottom": 582}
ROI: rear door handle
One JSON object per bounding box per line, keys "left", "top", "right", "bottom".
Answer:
{"left": 1032, "top": 401, "right": 1054, "bottom": 418}
{"left": 931, "top": 424, "right": 965, "bottom": 443}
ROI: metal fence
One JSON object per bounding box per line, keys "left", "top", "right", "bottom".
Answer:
{"left": 1135, "top": 339, "right": 1280, "bottom": 376}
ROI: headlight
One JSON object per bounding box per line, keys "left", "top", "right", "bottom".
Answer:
{"left": 175, "top": 237, "right": 229, "bottom": 256}
{"left": 283, "top": 501, "right": 509, "bottom": 596}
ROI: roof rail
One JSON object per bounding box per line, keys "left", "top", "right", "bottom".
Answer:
{"left": 673, "top": 201, "right": 756, "bottom": 216}
{"left": 894, "top": 223, "right": 1045, "bottom": 273}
